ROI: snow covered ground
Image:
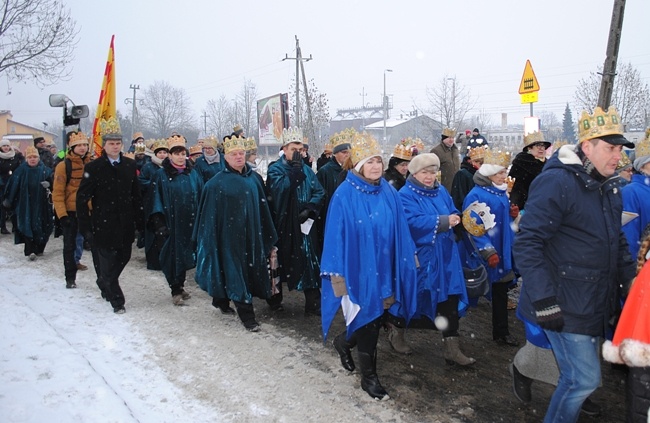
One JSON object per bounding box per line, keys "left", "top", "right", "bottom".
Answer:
{"left": 0, "top": 234, "right": 415, "bottom": 423}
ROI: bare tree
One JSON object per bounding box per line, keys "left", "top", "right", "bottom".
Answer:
{"left": 204, "top": 95, "right": 234, "bottom": 139}
{"left": 538, "top": 110, "right": 563, "bottom": 141}
{"left": 574, "top": 62, "right": 650, "bottom": 129}
{"left": 236, "top": 79, "right": 258, "bottom": 137}
{"left": 0, "top": 0, "right": 79, "bottom": 85}
{"left": 466, "top": 109, "right": 494, "bottom": 133}
{"left": 288, "top": 77, "right": 330, "bottom": 152}
{"left": 426, "top": 75, "right": 475, "bottom": 130}
{"left": 141, "top": 80, "right": 197, "bottom": 138}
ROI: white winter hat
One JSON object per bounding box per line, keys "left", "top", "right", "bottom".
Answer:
{"left": 477, "top": 163, "right": 505, "bottom": 177}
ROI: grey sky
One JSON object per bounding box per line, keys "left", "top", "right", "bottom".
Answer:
{"left": 1, "top": 0, "right": 648, "bottom": 136}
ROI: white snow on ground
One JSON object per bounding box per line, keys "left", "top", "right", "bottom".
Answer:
{"left": 0, "top": 235, "right": 413, "bottom": 423}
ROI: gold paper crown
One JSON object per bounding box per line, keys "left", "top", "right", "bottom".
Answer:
{"left": 635, "top": 136, "right": 650, "bottom": 160}
{"left": 243, "top": 137, "right": 257, "bottom": 151}
{"left": 302, "top": 136, "right": 309, "bottom": 145}
{"left": 144, "top": 139, "right": 156, "bottom": 150}
{"left": 99, "top": 117, "right": 122, "bottom": 139}
{"left": 233, "top": 124, "right": 243, "bottom": 133}
{"left": 483, "top": 148, "right": 511, "bottom": 168}
{"left": 202, "top": 136, "right": 218, "bottom": 148}
{"left": 68, "top": 131, "right": 89, "bottom": 147}
{"left": 329, "top": 128, "right": 357, "bottom": 149}
{"left": 281, "top": 127, "right": 303, "bottom": 146}
{"left": 467, "top": 145, "right": 488, "bottom": 160}
{"left": 168, "top": 135, "right": 186, "bottom": 151}
{"left": 132, "top": 132, "right": 144, "bottom": 141}
{"left": 350, "top": 132, "right": 381, "bottom": 166}
{"left": 462, "top": 201, "right": 496, "bottom": 237}
{"left": 442, "top": 128, "right": 456, "bottom": 138}
{"left": 578, "top": 106, "right": 624, "bottom": 143}
{"left": 552, "top": 139, "right": 569, "bottom": 151}
{"left": 223, "top": 135, "right": 246, "bottom": 154}
{"left": 392, "top": 137, "right": 425, "bottom": 161}
{"left": 616, "top": 153, "right": 632, "bottom": 170}
{"left": 151, "top": 139, "right": 169, "bottom": 152}
{"left": 24, "top": 146, "right": 39, "bottom": 158}
{"left": 189, "top": 145, "right": 203, "bottom": 155}
{"left": 323, "top": 143, "right": 333, "bottom": 152}
{"left": 523, "top": 131, "right": 546, "bottom": 148}
{"left": 134, "top": 142, "right": 146, "bottom": 154}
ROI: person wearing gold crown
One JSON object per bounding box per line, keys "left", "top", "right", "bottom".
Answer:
{"left": 193, "top": 135, "right": 277, "bottom": 332}
{"left": 321, "top": 131, "right": 418, "bottom": 400}
{"left": 621, "top": 131, "right": 650, "bottom": 259}
{"left": 52, "top": 131, "right": 92, "bottom": 288}
{"left": 149, "top": 134, "right": 203, "bottom": 306}
{"left": 265, "top": 127, "right": 325, "bottom": 315}
{"left": 2, "top": 145, "right": 53, "bottom": 260}
{"left": 462, "top": 147, "right": 519, "bottom": 347}
{"left": 508, "top": 131, "right": 551, "bottom": 212}
{"left": 193, "top": 136, "right": 224, "bottom": 183}
{"left": 384, "top": 139, "right": 416, "bottom": 191}
{"left": 316, "top": 143, "right": 333, "bottom": 170}
{"left": 138, "top": 139, "right": 169, "bottom": 270}
{"left": 431, "top": 128, "right": 460, "bottom": 193}
{"left": 514, "top": 107, "right": 636, "bottom": 422}
{"left": 615, "top": 153, "right": 633, "bottom": 186}
{"left": 450, "top": 145, "right": 486, "bottom": 212}
{"left": 0, "top": 138, "right": 24, "bottom": 235}
{"left": 76, "top": 117, "right": 144, "bottom": 314}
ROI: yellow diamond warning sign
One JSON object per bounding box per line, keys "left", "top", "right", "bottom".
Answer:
{"left": 518, "top": 60, "right": 540, "bottom": 94}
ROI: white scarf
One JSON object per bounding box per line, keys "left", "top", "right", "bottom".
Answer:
{"left": 204, "top": 151, "right": 221, "bottom": 165}
{"left": 0, "top": 149, "right": 16, "bottom": 160}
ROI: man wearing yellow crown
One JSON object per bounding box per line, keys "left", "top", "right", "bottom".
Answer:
{"left": 514, "top": 107, "right": 637, "bottom": 422}
{"left": 193, "top": 135, "right": 277, "bottom": 332}
{"left": 76, "top": 117, "right": 144, "bottom": 314}
{"left": 266, "top": 127, "right": 325, "bottom": 315}
{"left": 431, "top": 128, "right": 460, "bottom": 192}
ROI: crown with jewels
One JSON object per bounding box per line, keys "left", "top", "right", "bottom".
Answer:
{"left": 167, "top": 134, "right": 187, "bottom": 152}
{"left": 467, "top": 145, "right": 488, "bottom": 160}
{"left": 68, "top": 131, "right": 89, "bottom": 147}
{"left": 151, "top": 139, "right": 169, "bottom": 152}
{"left": 243, "top": 137, "right": 257, "bottom": 151}
{"left": 189, "top": 145, "right": 203, "bottom": 155}
{"left": 393, "top": 137, "right": 424, "bottom": 161}
{"left": 483, "top": 148, "right": 511, "bottom": 168}
{"left": 578, "top": 106, "right": 624, "bottom": 143}
{"left": 350, "top": 132, "right": 381, "bottom": 166}
{"left": 523, "top": 131, "right": 547, "bottom": 148}
{"left": 223, "top": 135, "right": 247, "bottom": 154}
{"left": 329, "top": 128, "right": 357, "bottom": 150}
{"left": 134, "top": 142, "right": 146, "bottom": 154}
{"left": 281, "top": 127, "right": 304, "bottom": 146}
{"left": 442, "top": 128, "right": 456, "bottom": 138}
{"left": 635, "top": 133, "right": 650, "bottom": 160}
{"left": 616, "top": 152, "right": 632, "bottom": 170}
{"left": 99, "top": 117, "right": 122, "bottom": 141}
{"left": 202, "top": 136, "right": 218, "bottom": 149}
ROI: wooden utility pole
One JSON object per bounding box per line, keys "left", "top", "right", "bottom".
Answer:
{"left": 597, "top": 0, "right": 626, "bottom": 109}
{"left": 283, "top": 36, "right": 312, "bottom": 129}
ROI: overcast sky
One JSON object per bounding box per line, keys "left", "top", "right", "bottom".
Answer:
{"left": 1, "top": 0, "right": 648, "bottom": 137}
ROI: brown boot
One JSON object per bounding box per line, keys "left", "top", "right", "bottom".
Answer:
{"left": 443, "top": 336, "right": 476, "bottom": 366}
{"left": 386, "top": 323, "right": 412, "bottom": 355}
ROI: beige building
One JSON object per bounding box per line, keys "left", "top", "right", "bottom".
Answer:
{"left": 0, "top": 110, "right": 57, "bottom": 153}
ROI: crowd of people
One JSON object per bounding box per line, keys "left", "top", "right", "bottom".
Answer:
{"left": 1, "top": 109, "right": 649, "bottom": 422}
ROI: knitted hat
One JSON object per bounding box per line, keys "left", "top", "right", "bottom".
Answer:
{"left": 408, "top": 153, "right": 440, "bottom": 175}
{"left": 0, "top": 138, "right": 10, "bottom": 148}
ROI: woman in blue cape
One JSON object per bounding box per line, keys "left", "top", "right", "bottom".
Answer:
{"left": 398, "top": 153, "right": 475, "bottom": 366}
{"left": 320, "top": 133, "right": 418, "bottom": 401}
{"left": 2, "top": 146, "right": 53, "bottom": 259}
{"left": 149, "top": 136, "right": 203, "bottom": 306}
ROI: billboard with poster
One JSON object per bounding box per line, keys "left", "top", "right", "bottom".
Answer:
{"left": 257, "top": 93, "right": 289, "bottom": 147}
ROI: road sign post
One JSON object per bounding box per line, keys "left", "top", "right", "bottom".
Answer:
{"left": 518, "top": 60, "right": 540, "bottom": 116}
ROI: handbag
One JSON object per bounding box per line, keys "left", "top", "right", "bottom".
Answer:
{"left": 461, "top": 233, "right": 490, "bottom": 298}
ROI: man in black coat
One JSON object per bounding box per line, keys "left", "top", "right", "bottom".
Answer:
{"left": 34, "top": 137, "right": 55, "bottom": 169}
{"left": 76, "top": 119, "right": 144, "bottom": 314}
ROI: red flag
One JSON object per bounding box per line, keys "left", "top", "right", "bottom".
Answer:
{"left": 91, "top": 35, "right": 116, "bottom": 157}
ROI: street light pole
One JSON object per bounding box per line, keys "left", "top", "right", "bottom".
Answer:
{"left": 383, "top": 69, "right": 393, "bottom": 145}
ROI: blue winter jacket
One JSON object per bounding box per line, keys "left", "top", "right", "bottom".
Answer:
{"left": 515, "top": 145, "right": 636, "bottom": 337}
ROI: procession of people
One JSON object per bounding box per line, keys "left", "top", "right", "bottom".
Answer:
{"left": 1, "top": 108, "right": 649, "bottom": 422}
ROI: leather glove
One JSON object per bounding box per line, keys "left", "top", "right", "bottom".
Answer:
{"left": 331, "top": 275, "right": 347, "bottom": 298}
{"left": 298, "top": 209, "right": 311, "bottom": 224}
{"left": 510, "top": 204, "right": 520, "bottom": 219}
{"left": 533, "top": 297, "right": 564, "bottom": 332}
{"left": 291, "top": 150, "right": 303, "bottom": 167}
{"left": 156, "top": 226, "right": 170, "bottom": 238}
{"left": 487, "top": 253, "right": 500, "bottom": 268}
{"left": 59, "top": 216, "right": 71, "bottom": 228}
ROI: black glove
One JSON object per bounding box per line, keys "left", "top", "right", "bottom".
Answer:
{"left": 59, "top": 216, "right": 71, "bottom": 228}
{"left": 298, "top": 209, "right": 311, "bottom": 224}
{"left": 156, "top": 226, "right": 170, "bottom": 238}
{"left": 533, "top": 297, "right": 564, "bottom": 332}
{"left": 291, "top": 150, "right": 303, "bottom": 167}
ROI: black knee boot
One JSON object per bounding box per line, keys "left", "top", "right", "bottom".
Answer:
{"left": 333, "top": 332, "right": 356, "bottom": 372}
{"left": 235, "top": 301, "right": 259, "bottom": 332}
{"left": 358, "top": 349, "right": 388, "bottom": 400}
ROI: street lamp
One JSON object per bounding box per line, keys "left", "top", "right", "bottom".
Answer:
{"left": 383, "top": 69, "right": 393, "bottom": 144}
